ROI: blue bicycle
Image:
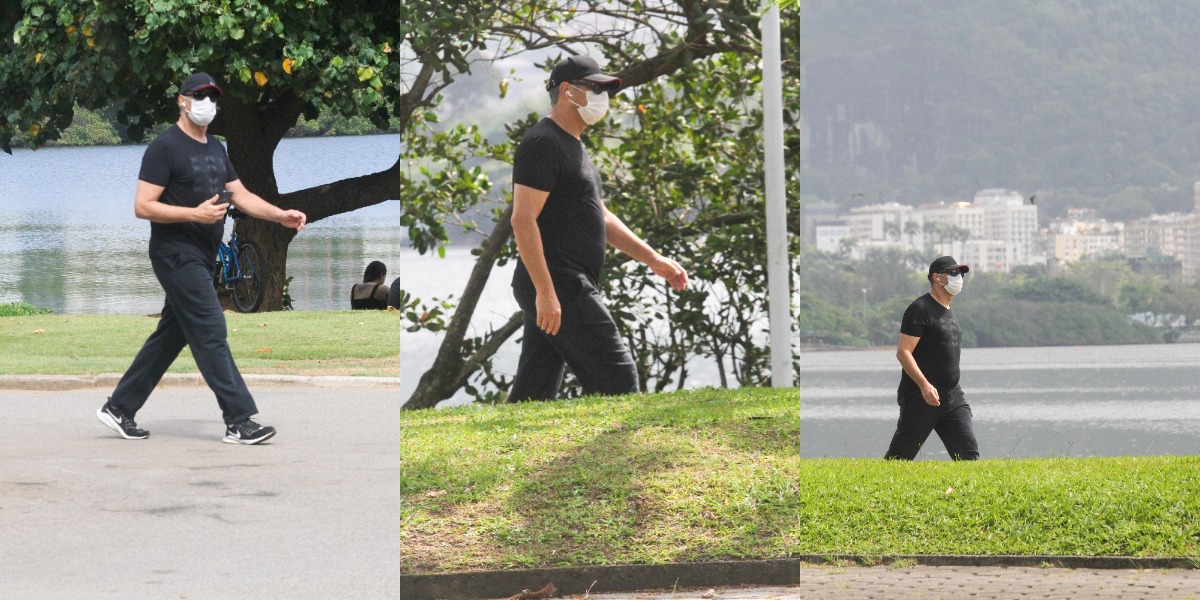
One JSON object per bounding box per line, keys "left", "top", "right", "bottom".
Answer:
{"left": 214, "top": 206, "right": 265, "bottom": 313}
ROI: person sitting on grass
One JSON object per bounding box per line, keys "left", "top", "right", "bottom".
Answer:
{"left": 351, "top": 260, "right": 390, "bottom": 310}
{"left": 386, "top": 276, "right": 401, "bottom": 310}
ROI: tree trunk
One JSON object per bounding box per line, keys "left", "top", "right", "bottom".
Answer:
{"left": 402, "top": 205, "right": 523, "bottom": 410}
{"left": 210, "top": 92, "right": 400, "bottom": 311}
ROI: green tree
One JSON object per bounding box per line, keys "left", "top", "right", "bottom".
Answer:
{"left": 0, "top": 1, "right": 452, "bottom": 309}
{"left": 401, "top": 1, "right": 788, "bottom": 409}
{"left": 53, "top": 105, "right": 120, "bottom": 145}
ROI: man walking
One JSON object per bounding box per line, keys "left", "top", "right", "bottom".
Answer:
{"left": 508, "top": 55, "right": 688, "bottom": 401}
{"left": 96, "top": 72, "right": 307, "bottom": 444}
{"left": 885, "top": 256, "right": 980, "bottom": 460}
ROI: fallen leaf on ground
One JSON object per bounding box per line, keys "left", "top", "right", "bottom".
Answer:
{"left": 506, "top": 582, "right": 555, "bottom": 600}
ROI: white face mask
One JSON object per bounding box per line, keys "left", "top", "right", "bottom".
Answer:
{"left": 184, "top": 97, "right": 218, "bottom": 127}
{"left": 942, "top": 273, "right": 964, "bottom": 296}
{"left": 567, "top": 85, "right": 609, "bottom": 125}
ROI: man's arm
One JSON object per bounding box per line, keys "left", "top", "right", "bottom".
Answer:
{"left": 134, "top": 180, "right": 228, "bottom": 224}
{"left": 225, "top": 179, "right": 307, "bottom": 231}
{"left": 511, "top": 183, "right": 561, "bottom": 335}
{"left": 603, "top": 206, "right": 688, "bottom": 291}
{"left": 896, "top": 333, "right": 940, "bottom": 406}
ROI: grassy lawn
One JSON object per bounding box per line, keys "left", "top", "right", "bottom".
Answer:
{"left": 797, "top": 457, "right": 1200, "bottom": 559}
{"left": 401, "top": 387, "right": 799, "bottom": 573}
{"left": 0, "top": 310, "right": 398, "bottom": 377}
{"left": 403, "top": 387, "right": 1200, "bottom": 573}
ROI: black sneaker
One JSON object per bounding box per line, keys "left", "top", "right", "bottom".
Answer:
{"left": 223, "top": 419, "right": 276, "bottom": 445}
{"left": 96, "top": 403, "right": 149, "bottom": 440}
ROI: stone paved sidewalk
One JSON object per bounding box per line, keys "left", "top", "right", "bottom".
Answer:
{"left": 560, "top": 566, "right": 1200, "bottom": 600}
{"left": 562, "top": 585, "right": 802, "bottom": 600}
{"left": 795, "top": 565, "right": 1200, "bottom": 599}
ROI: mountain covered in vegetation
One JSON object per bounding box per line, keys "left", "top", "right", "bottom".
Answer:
{"left": 801, "top": 1, "right": 1200, "bottom": 223}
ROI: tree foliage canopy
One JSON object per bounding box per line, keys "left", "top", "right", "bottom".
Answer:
{"left": 401, "top": 0, "right": 799, "bottom": 408}
{"left": 797, "top": 247, "right": 1167, "bottom": 349}
{"left": 0, "top": 0, "right": 399, "bottom": 150}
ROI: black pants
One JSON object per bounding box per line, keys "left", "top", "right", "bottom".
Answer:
{"left": 884, "top": 386, "right": 979, "bottom": 460}
{"left": 109, "top": 252, "right": 257, "bottom": 425}
{"left": 509, "top": 271, "right": 638, "bottom": 401}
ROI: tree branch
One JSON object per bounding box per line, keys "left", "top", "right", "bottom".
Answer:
{"left": 277, "top": 157, "right": 400, "bottom": 223}
{"left": 454, "top": 310, "right": 524, "bottom": 386}
{"left": 401, "top": 204, "right": 518, "bottom": 410}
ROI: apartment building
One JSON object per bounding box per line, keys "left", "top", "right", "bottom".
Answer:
{"left": 1047, "top": 208, "right": 1124, "bottom": 265}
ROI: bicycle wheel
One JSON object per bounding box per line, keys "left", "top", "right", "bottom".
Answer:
{"left": 231, "top": 240, "right": 265, "bottom": 313}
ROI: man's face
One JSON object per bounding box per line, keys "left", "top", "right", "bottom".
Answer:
{"left": 179, "top": 89, "right": 221, "bottom": 110}
{"left": 565, "top": 81, "right": 607, "bottom": 105}
{"left": 933, "top": 269, "right": 964, "bottom": 285}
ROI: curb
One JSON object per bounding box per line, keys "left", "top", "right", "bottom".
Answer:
{"left": 400, "top": 554, "right": 1200, "bottom": 600}
{"left": 797, "top": 554, "right": 1200, "bottom": 570}
{"left": 0, "top": 373, "right": 400, "bottom": 391}
{"left": 400, "top": 559, "right": 800, "bottom": 600}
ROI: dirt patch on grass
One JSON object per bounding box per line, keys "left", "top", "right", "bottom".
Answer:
{"left": 402, "top": 496, "right": 513, "bottom": 573}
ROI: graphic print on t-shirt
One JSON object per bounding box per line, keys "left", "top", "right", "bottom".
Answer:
{"left": 188, "top": 153, "right": 231, "bottom": 201}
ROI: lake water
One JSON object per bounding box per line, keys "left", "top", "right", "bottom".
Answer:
{"left": 0, "top": 134, "right": 400, "bottom": 314}
{"left": 801, "top": 344, "right": 1200, "bottom": 458}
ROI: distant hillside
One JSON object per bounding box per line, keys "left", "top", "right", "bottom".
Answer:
{"left": 800, "top": 1, "right": 1200, "bottom": 223}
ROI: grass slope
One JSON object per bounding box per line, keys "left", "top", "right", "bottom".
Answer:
{"left": 798, "top": 458, "right": 1200, "bottom": 559}
{"left": 401, "top": 388, "right": 799, "bottom": 573}
{"left": 1, "top": 311, "right": 399, "bottom": 377}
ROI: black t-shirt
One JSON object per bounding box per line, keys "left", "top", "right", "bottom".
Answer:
{"left": 510, "top": 117, "right": 606, "bottom": 285}
{"left": 138, "top": 124, "right": 238, "bottom": 262}
{"left": 898, "top": 293, "right": 963, "bottom": 397}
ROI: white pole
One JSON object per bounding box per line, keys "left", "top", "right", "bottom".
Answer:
{"left": 762, "top": 2, "right": 793, "bottom": 387}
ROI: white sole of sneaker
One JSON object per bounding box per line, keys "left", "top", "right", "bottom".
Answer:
{"left": 95, "top": 408, "right": 149, "bottom": 440}
{"left": 222, "top": 430, "right": 276, "bottom": 445}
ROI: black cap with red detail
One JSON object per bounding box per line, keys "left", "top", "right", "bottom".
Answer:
{"left": 179, "top": 72, "right": 224, "bottom": 97}
{"left": 546, "top": 55, "right": 621, "bottom": 92}
{"left": 928, "top": 256, "right": 970, "bottom": 275}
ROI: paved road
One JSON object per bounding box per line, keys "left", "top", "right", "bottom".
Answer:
{"left": 0, "top": 385, "right": 400, "bottom": 599}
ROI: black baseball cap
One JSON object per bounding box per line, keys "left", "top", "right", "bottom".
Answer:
{"left": 545, "top": 55, "right": 622, "bottom": 92}
{"left": 928, "top": 256, "right": 970, "bottom": 275}
{"left": 179, "top": 72, "right": 223, "bottom": 96}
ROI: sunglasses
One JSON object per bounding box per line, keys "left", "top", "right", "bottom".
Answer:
{"left": 939, "top": 269, "right": 964, "bottom": 277}
{"left": 569, "top": 81, "right": 608, "bottom": 95}
{"left": 186, "top": 91, "right": 221, "bottom": 101}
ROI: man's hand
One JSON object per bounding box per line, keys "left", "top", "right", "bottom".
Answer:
{"left": 535, "top": 291, "right": 562, "bottom": 336}
{"left": 194, "top": 195, "right": 229, "bottom": 224}
{"left": 278, "top": 209, "right": 307, "bottom": 231}
{"left": 650, "top": 255, "right": 689, "bottom": 291}
{"left": 921, "top": 383, "right": 941, "bottom": 407}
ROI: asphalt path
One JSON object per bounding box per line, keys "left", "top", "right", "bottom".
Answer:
{"left": 0, "top": 385, "right": 400, "bottom": 598}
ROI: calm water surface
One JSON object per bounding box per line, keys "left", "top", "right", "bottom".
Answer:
{"left": 801, "top": 344, "right": 1200, "bottom": 458}
{"left": 0, "top": 135, "right": 400, "bottom": 314}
